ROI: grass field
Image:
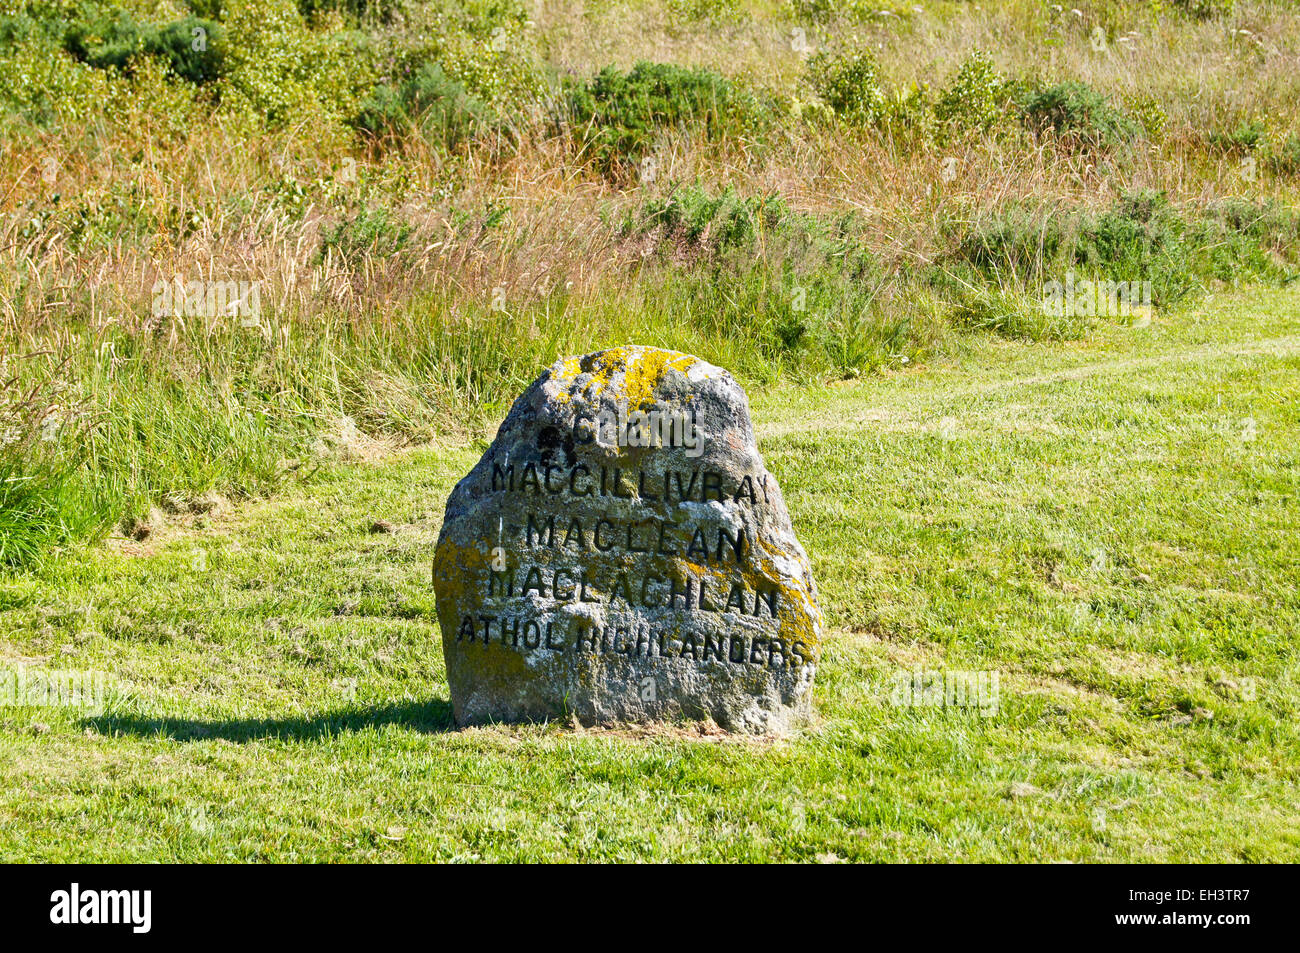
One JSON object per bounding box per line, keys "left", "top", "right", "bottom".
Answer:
{"left": 1, "top": 284, "right": 1296, "bottom": 862}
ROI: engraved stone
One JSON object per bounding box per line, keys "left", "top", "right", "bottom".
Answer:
{"left": 432, "top": 346, "right": 822, "bottom": 733}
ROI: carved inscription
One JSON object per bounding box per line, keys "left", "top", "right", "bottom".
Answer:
{"left": 456, "top": 461, "right": 815, "bottom": 669}
{"left": 434, "top": 345, "right": 822, "bottom": 731}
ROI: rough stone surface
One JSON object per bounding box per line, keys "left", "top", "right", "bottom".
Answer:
{"left": 433, "top": 346, "right": 822, "bottom": 733}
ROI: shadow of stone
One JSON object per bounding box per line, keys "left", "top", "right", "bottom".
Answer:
{"left": 84, "top": 698, "right": 455, "bottom": 742}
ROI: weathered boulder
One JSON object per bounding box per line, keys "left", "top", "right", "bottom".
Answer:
{"left": 432, "top": 346, "right": 822, "bottom": 733}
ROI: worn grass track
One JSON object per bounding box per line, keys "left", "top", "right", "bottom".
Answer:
{"left": 1, "top": 287, "right": 1298, "bottom": 862}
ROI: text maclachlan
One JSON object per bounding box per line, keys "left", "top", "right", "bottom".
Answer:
{"left": 486, "top": 565, "right": 779, "bottom": 619}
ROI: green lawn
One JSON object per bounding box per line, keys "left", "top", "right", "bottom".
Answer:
{"left": 2, "top": 287, "right": 1298, "bottom": 862}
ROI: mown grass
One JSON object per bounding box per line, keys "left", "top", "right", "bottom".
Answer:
{"left": 0, "top": 285, "right": 1296, "bottom": 862}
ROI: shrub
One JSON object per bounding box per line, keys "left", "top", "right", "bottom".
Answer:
{"left": 1170, "top": 0, "right": 1236, "bottom": 20}
{"left": 1125, "top": 94, "right": 1167, "bottom": 139}
{"left": 294, "top": 0, "right": 407, "bottom": 23}
{"left": 353, "top": 62, "right": 499, "bottom": 151}
{"left": 665, "top": 0, "right": 743, "bottom": 23}
{"left": 0, "top": 25, "right": 112, "bottom": 125}
{"left": 1268, "top": 133, "right": 1300, "bottom": 177}
{"left": 384, "top": 0, "right": 546, "bottom": 106}
{"left": 620, "top": 185, "right": 904, "bottom": 377}
{"left": 155, "top": 17, "right": 228, "bottom": 85}
{"left": 64, "top": 12, "right": 228, "bottom": 85}
{"left": 806, "top": 49, "right": 887, "bottom": 124}
{"left": 1209, "top": 118, "right": 1265, "bottom": 154}
{"left": 953, "top": 191, "right": 1187, "bottom": 304}
{"left": 61, "top": 9, "right": 149, "bottom": 70}
{"left": 1199, "top": 198, "right": 1300, "bottom": 266}
{"left": 320, "top": 206, "right": 415, "bottom": 266}
{"left": 218, "top": 0, "right": 380, "bottom": 127}
{"left": 568, "top": 61, "right": 756, "bottom": 178}
{"left": 933, "top": 50, "right": 1009, "bottom": 133}
{"left": 0, "top": 10, "right": 54, "bottom": 47}
{"left": 879, "top": 84, "right": 934, "bottom": 139}
{"left": 449, "top": 0, "right": 531, "bottom": 37}
{"left": 951, "top": 203, "right": 1066, "bottom": 283}
{"left": 635, "top": 185, "right": 788, "bottom": 255}
{"left": 1019, "top": 80, "right": 1142, "bottom": 152}
{"left": 434, "top": 33, "right": 547, "bottom": 106}
{"left": 1074, "top": 191, "right": 1192, "bottom": 302}
{"left": 624, "top": 184, "right": 877, "bottom": 276}
{"left": 617, "top": 184, "right": 907, "bottom": 374}
{"left": 789, "top": 0, "right": 894, "bottom": 23}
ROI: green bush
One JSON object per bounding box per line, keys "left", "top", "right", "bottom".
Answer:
{"left": 0, "top": 22, "right": 112, "bottom": 125}
{"left": 294, "top": 0, "right": 407, "bottom": 23}
{"left": 953, "top": 191, "right": 1189, "bottom": 304}
{"left": 1169, "top": 0, "right": 1236, "bottom": 20}
{"left": 1073, "top": 191, "right": 1193, "bottom": 302}
{"left": 806, "top": 49, "right": 887, "bottom": 124}
{"left": 320, "top": 205, "right": 415, "bottom": 266}
{"left": 665, "top": 0, "right": 743, "bottom": 23}
{"left": 64, "top": 12, "right": 228, "bottom": 85}
{"left": 568, "top": 61, "right": 757, "bottom": 178}
{"left": 879, "top": 84, "right": 934, "bottom": 138}
{"left": 789, "top": 0, "right": 892, "bottom": 23}
{"left": 1019, "top": 80, "right": 1142, "bottom": 152}
{"left": 353, "top": 62, "right": 499, "bottom": 151}
{"left": 447, "top": 0, "right": 530, "bottom": 37}
{"left": 933, "top": 50, "right": 1009, "bottom": 133}
{"left": 385, "top": 0, "right": 546, "bottom": 106}
{"left": 1209, "top": 118, "right": 1265, "bottom": 154}
{"left": 214, "top": 0, "right": 380, "bottom": 127}
{"left": 0, "top": 1, "right": 379, "bottom": 130}
{"left": 619, "top": 185, "right": 902, "bottom": 376}
{"left": 1199, "top": 198, "right": 1300, "bottom": 266}
{"left": 624, "top": 183, "right": 877, "bottom": 276}
{"left": 433, "top": 33, "right": 546, "bottom": 107}
{"left": 1125, "top": 94, "right": 1167, "bottom": 139}
{"left": 156, "top": 17, "right": 227, "bottom": 85}
{"left": 635, "top": 185, "right": 788, "bottom": 255}
{"left": 1267, "top": 133, "right": 1300, "bottom": 177}
{"left": 951, "top": 203, "right": 1066, "bottom": 282}
{"left": 0, "top": 11, "right": 49, "bottom": 47}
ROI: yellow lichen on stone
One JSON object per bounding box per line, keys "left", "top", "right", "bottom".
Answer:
{"left": 558, "top": 346, "right": 698, "bottom": 409}
{"left": 620, "top": 349, "right": 696, "bottom": 409}
{"left": 558, "top": 356, "right": 583, "bottom": 381}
